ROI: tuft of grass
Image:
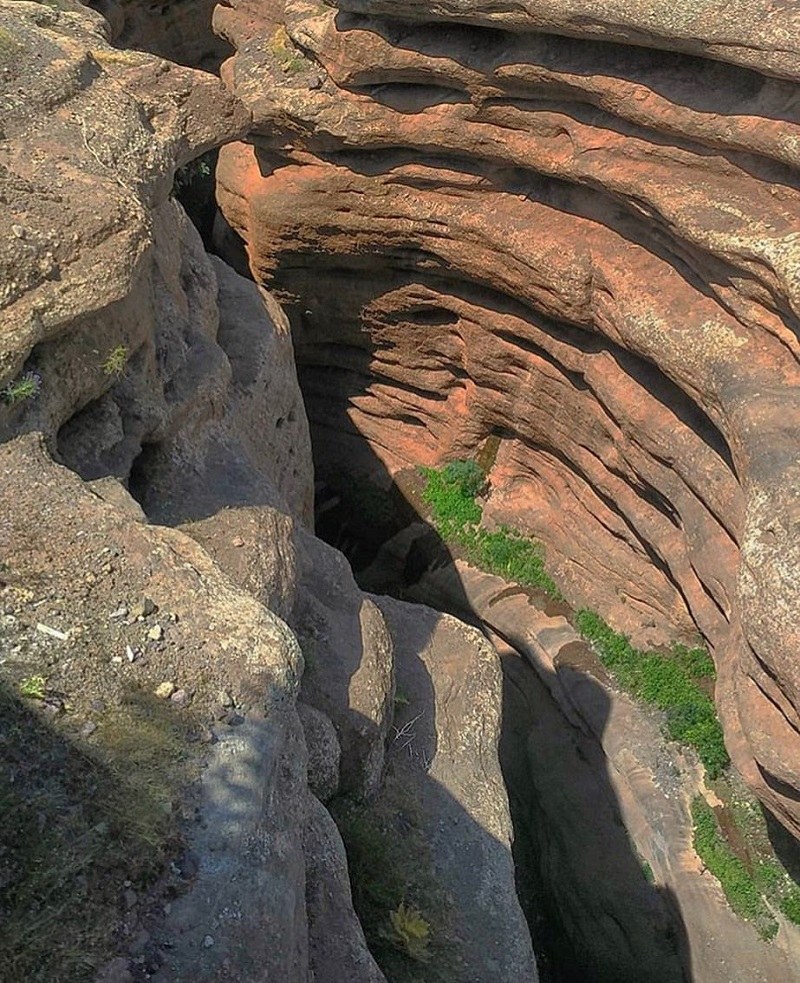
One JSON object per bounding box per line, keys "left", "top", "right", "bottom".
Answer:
{"left": 691, "top": 796, "right": 777, "bottom": 938}
{"left": 2, "top": 371, "right": 41, "bottom": 406}
{"left": 0, "top": 682, "right": 193, "bottom": 981}
{"left": 101, "top": 345, "right": 128, "bottom": 378}
{"left": 575, "top": 610, "right": 728, "bottom": 778}
{"left": 19, "top": 675, "right": 46, "bottom": 700}
{"left": 420, "top": 460, "right": 560, "bottom": 597}
{"left": 329, "top": 777, "right": 453, "bottom": 983}
{"left": 386, "top": 902, "right": 431, "bottom": 962}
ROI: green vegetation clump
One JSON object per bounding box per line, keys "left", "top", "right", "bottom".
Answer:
{"left": 780, "top": 889, "right": 800, "bottom": 925}
{"left": 101, "top": 345, "right": 128, "bottom": 378}
{"left": 691, "top": 796, "right": 777, "bottom": 938}
{"left": 19, "top": 675, "right": 46, "bottom": 700}
{"left": 2, "top": 371, "right": 41, "bottom": 406}
{"left": 575, "top": 610, "right": 728, "bottom": 778}
{"left": 330, "top": 784, "right": 452, "bottom": 983}
{"left": 421, "top": 460, "right": 560, "bottom": 597}
{"left": 266, "top": 25, "right": 308, "bottom": 74}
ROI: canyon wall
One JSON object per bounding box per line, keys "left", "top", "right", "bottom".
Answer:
{"left": 214, "top": 0, "right": 800, "bottom": 836}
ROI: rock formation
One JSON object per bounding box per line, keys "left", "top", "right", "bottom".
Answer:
{"left": 214, "top": 0, "right": 800, "bottom": 839}
{"left": 0, "top": 3, "right": 533, "bottom": 980}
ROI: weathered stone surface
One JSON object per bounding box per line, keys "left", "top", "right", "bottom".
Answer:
{"left": 332, "top": 0, "right": 800, "bottom": 80}
{"left": 0, "top": 0, "right": 248, "bottom": 391}
{"left": 130, "top": 256, "right": 314, "bottom": 528}
{"left": 0, "top": 434, "right": 313, "bottom": 980}
{"left": 373, "top": 594, "right": 538, "bottom": 981}
{"left": 298, "top": 701, "right": 341, "bottom": 803}
{"left": 113, "top": 0, "right": 231, "bottom": 71}
{"left": 216, "top": 0, "right": 800, "bottom": 835}
{"left": 291, "top": 530, "right": 395, "bottom": 799}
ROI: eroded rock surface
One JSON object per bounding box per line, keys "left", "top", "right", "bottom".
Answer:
{"left": 215, "top": 0, "right": 800, "bottom": 836}
{"left": 0, "top": 7, "right": 531, "bottom": 979}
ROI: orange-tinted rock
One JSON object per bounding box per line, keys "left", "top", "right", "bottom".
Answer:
{"left": 215, "top": 0, "right": 800, "bottom": 835}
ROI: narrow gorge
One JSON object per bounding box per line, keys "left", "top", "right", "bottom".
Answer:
{"left": 1, "top": 1, "right": 800, "bottom": 982}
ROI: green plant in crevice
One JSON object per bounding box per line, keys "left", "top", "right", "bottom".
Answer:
{"left": 691, "top": 796, "right": 777, "bottom": 938}
{"left": 172, "top": 156, "right": 211, "bottom": 195}
{"left": 420, "top": 460, "right": 560, "bottom": 597}
{"left": 102, "top": 345, "right": 128, "bottom": 378}
{"left": 2, "top": 371, "right": 41, "bottom": 406}
{"left": 386, "top": 902, "right": 431, "bottom": 962}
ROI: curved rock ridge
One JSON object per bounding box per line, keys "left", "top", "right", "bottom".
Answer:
{"left": 214, "top": 0, "right": 800, "bottom": 834}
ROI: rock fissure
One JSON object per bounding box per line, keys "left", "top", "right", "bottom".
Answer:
{"left": 3, "top": 0, "right": 800, "bottom": 981}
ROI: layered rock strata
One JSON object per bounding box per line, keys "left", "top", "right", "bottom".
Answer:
{"left": 214, "top": 0, "right": 800, "bottom": 835}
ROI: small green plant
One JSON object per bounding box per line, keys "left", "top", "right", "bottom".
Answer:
{"left": 2, "top": 371, "right": 41, "bottom": 406}
{"left": 394, "top": 688, "right": 410, "bottom": 710}
{"left": 267, "top": 24, "right": 308, "bottom": 74}
{"left": 173, "top": 157, "right": 212, "bottom": 194}
{"left": 386, "top": 902, "right": 431, "bottom": 962}
{"left": 19, "top": 676, "right": 46, "bottom": 700}
{"left": 102, "top": 345, "right": 128, "bottom": 378}
{"left": 780, "top": 889, "right": 800, "bottom": 925}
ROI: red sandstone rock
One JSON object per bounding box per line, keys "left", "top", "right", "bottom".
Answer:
{"left": 215, "top": 0, "right": 800, "bottom": 836}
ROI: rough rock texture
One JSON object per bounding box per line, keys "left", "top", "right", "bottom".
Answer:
{"left": 1, "top": 9, "right": 532, "bottom": 979}
{"left": 413, "top": 559, "right": 800, "bottom": 982}
{"left": 372, "top": 595, "right": 538, "bottom": 982}
{"left": 0, "top": 6, "right": 375, "bottom": 979}
{"left": 291, "top": 529, "right": 395, "bottom": 800}
{"left": 111, "top": 0, "right": 232, "bottom": 70}
{"left": 215, "top": 0, "right": 800, "bottom": 835}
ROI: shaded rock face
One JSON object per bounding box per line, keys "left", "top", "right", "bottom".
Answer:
{"left": 215, "top": 0, "right": 800, "bottom": 836}
{"left": 90, "top": 0, "right": 231, "bottom": 70}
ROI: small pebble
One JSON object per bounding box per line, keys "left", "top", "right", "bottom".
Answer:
{"left": 131, "top": 597, "right": 156, "bottom": 619}
{"left": 110, "top": 605, "right": 128, "bottom": 620}
{"left": 147, "top": 624, "right": 164, "bottom": 642}
{"left": 231, "top": 537, "right": 244, "bottom": 547}
{"left": 81, "top": 721, "right": 97, "bottom": 737}
{"left": 155, "top": 681, "right": 176, "bottom": 699}
{"left": 202, "top": 935, "right": 215, "bottom": 949}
